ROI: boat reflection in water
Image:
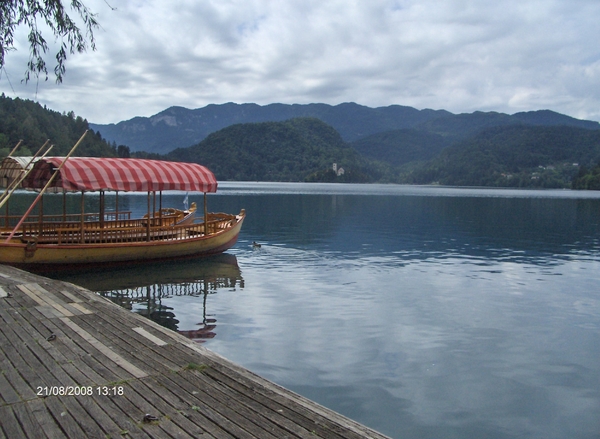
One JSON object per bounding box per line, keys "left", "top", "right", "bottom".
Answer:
{"left": 50, "top": 253, "right": 243, "bottom": 342}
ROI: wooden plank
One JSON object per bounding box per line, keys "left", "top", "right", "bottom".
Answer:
{"left": 128, "top": 377, "right": 228, "bottom": 439}
{"left": 65, "top": 313, "right": 172, "bottom": 374}
{"left": 44, "top": 397, "right": 88, "bottom": 439}
{"left": 59, "top": 317, "right": 148, "bottom": 379}
{"left": 0, "top": 286, "right": 7, "bottom": 298}
{"left": 28, "top": 283, "right": 77, "bottom": 317}
{"left": 0, "top": 306, "right": 93, "bottom": 390}
{"left": 11, "top": 305, "right": 111, "bottom": 387}
{"left": 68, "top": 313, "right": 180, "bottom": 374}
{"left": 0, "top": 287, "right": 27, "bottom": 308}
{"left": 55, "top": 289, "right": 83, "bottom": 303}
{"left": 10, "top": 402, "right": 44, "bottom": 439}
{"left": 76, "top": 350, "right": 123, "bottom": 385}
{"left": 0, "top": 309, "right": 67, "bottom": 385}
{"left": 17, "top": 283, "right": 88, "bottom": 317}
{"left": 0, "top": 331, "right": 40, "bottom": 401}
{"left": 89, "top": 388, "right": 158, "bottom": 439}
{"left": 111, "top": 383, "right": 197, "bottom": 439}
{"left": 0, "top": 405, "right": 27, "bottom": 439}
{"left": 75, "top": 393, "right": 136, "bottom": 439}
{"left": 132, "top": 327, "right": 168, "bottom": 346}
{"left": 58, "top": 303, "right": 89, "bottom": 316}
{"left": 58, "top": 397, "right": 109, "bottom": 439}
{"left": 16, "top": 284, "right": 74, "bottom": 317}
{"left": 153, "top": 372, "right": 273, "bottom": 439}
{"left": 67, "top": 302, "right": 93, "bottom": 315}
{"left": 27, "top": 399, "right": 68, "bottom": 439}
{"left": 0, "top": 368, "right": 21, "bottom": 405}
{"left": 168, "top": 369, "right": 289, "bottom": 439}
{"left": 185, "top": 366, "right": 313, "bottom": 438}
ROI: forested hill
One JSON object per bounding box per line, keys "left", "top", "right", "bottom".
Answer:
{"left": 166, "top": 118, "right": 370, "bottom": 182}
{"left": 403, "top": 125, "right": 600, "bottom": 188}
{"left": 164, "top": 117, "right": 600, "bottom": 187}
{"left": 350, "top": 128, "right": 451, "bottom": 167}
{"left": 0, "top": 95, "right": 117, "bottom": 157}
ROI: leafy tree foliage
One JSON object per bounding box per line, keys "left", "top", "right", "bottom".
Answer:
{"left": 572, "top": 163, "right": 600, "bottom": 190}
{"left": 116, "top": 144, "right": 130, "bottom": 158}
{"left": 0, "top": 94, "right": 115, "bottom": 157}
{"left": 0, "top": 0, "right": 97, "bottom": 82}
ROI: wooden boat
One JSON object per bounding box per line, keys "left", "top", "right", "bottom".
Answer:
{"left": 0, "top": 157, "right": 245, "bottom": 268}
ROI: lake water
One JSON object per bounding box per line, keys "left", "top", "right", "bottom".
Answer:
{"left": 37, "top": 183, "right": 600, "bottom": 439}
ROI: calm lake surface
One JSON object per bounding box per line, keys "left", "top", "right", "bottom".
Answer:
{"left": 37, "top": 182, "right": 600, "bottom": 439}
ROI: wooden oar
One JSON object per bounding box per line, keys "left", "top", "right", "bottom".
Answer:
{"left": 0, "top": 140, "right": 52, "bottom": 207}
{"left": 6, "top": 140, "right": 23, "bottom": 158}
{"left": 4, "top": 131, "right": 88, "bottom": 242}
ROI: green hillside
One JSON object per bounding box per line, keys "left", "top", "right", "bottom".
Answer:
{"left": 166, "top": 117, "right": 369, "bottom": 181}
{"left": 0, "top": 95, "right": 117, "bottom": 158}
{"left": 404, "top": 125, "right": 600, "bottom": 188}
{"left": 350, "top": 128, "right": 450, "bottom": 166}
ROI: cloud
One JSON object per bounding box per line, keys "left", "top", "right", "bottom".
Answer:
{"left": 1, "top": 0, "right": 600, "bottom": 124}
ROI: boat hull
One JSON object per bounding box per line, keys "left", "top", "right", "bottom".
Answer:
{"left": 0, "top": 211, "right": 244, "bottom": 267}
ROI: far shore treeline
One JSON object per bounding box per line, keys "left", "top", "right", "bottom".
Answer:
{"left": 1, "top": 95, "right": 600, "bottom": 189}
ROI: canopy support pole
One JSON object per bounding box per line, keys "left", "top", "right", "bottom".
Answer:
{"left": 5, "top": 140, "right": 23, "bottom": 160}
{"left": 204, "top": 192, "right": 208, "bottom": 235}
{"left": 159, "top": 192, "right": 163, "bottom": 226}
{"left": 146, "top": 191, "right": 151, "bottom": 241}
{"left": 100, "top": 190, "right": 105, "bottom": 228}
{"left": 80, "top": 191, "right": 85, "bottom": 244}
{"left": 152, "top": 191, "right": 156, "bottom": 220}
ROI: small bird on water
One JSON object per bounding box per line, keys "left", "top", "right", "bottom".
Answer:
{"left": 252, "top": 241, "right": 262, "bottom": 248}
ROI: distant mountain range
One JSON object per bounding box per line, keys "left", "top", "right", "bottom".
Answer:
{"left": 90, "top": 102, "right": 600, "bottom": 155}
{"left": 2, "top": 97, "right": 599, "bottom": 188}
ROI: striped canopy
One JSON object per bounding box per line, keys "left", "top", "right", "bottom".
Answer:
{"left": 22, "top": 157, "right": 218, "bottom": 193}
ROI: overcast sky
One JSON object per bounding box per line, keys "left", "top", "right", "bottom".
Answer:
{"left": 1, "top": 0, "right": 599, "bottom": 125}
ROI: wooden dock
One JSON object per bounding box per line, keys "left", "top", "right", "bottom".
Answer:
{"left": 0, "top": 264, "right": 390, "bottom": 439}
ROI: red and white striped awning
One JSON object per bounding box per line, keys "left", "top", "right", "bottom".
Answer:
{"left": 22, "top": 157, "right": 218, "bottom": 193}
